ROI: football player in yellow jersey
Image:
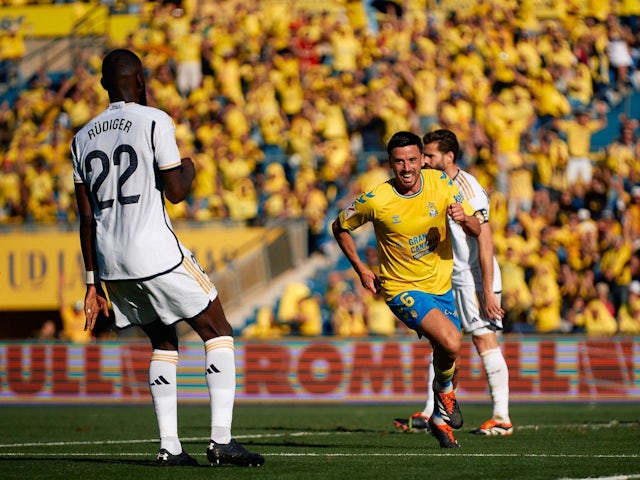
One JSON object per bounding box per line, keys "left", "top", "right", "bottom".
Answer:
{"left": 332, "top": 131, "right": 481, "bottom": 448}
{"left": 393, "top": 129, "right": 512, "bottom": 440}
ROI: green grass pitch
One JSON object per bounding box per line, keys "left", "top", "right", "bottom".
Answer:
{"left": 0, "top": 403, "right": 638, "bottom": 480}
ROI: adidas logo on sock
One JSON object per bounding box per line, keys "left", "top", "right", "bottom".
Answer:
{"left": 150, "top": 375, "right": 171, "bottom": 386}
{"left": 206, "top": 363, "right": 220, "bottom": 374}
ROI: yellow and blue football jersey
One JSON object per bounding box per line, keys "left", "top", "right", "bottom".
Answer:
{"left": 338, "top": 170, "right": 474, "bottom": 299}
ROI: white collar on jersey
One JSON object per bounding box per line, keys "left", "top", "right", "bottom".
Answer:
{"left": 108, "top": 101, "right": 138, "bottom": 110}
{"left": 108, "top": 101, "right": 126, "bottom": 110}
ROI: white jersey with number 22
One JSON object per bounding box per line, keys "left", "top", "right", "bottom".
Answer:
{"left": 71, "top": 101, "right": 184, "bottom": 281}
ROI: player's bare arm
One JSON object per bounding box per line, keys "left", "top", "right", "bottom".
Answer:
{"left": 75, "top": 182, "right": 109, "bottom": 331}
{"left": 447, "top": 203, "right": 481, "bottom": 237}
{"left": 331, "top": 219, "right": 381, "bottom": 294}
{"left": 162, "top": 157, "right": 195, "bottom": 204}
{"left": 478, "top": 222, "right": 504, "bottom": 320}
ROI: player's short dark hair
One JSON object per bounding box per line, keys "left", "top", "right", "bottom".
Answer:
{"left": 386, "top": 131, "right": 423, "bottom": 155}
{"left": 422, "top": 129, "right": 460, "bottom": 162}
{"left": 101, "top": 49, "right": 142, "bottom": 88}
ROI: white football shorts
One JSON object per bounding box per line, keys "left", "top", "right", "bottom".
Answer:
{"left": 452, "top": 285, "right": 503, "bottom": 336}
{"left": 105, "top": 247, "right": 218, "bottom": 328}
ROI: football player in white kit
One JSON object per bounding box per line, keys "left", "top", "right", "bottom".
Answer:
{"left": 393, "top": 129, "right": 513, "bottom": 437}
{"left": 72, "top": 49, "right": 264, "bottom": 467}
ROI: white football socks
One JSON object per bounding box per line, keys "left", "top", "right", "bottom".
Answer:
{"left": 149, "top": 349, "right": 181, "bottom": 455}
{"left": 481, "top": 347, "right": 511, "bottom": 423}
{"left": 205, "top": 336, "right": 236, "bottom": 444}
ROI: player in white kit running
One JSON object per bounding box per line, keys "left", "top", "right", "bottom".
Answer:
{"left": 72, "top": 49, "right": 264, "bottom": 467}
{"left": 393, "top": 129, "right": 513, "bottom": 437}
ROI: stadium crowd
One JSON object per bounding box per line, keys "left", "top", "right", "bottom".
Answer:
{"left": 2, "top": 0, "right": 640, "bottom": 338}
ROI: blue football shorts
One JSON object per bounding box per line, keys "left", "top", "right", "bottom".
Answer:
{"left": 386, "top": 289, "right": 461, "bottom": 333}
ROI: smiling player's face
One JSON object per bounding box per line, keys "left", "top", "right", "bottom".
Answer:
{"left": 389, "top": 145, "right": 425, "bottom": 195}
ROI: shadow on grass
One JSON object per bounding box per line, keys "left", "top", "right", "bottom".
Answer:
{"left": 0, "top": 457, "right": 241, "bottom": 468}
{"left": 240, "top": 425, "right": 389, "bottom": 434}
{"left": 0, "top": 457, "right": 157, "bottom": 466}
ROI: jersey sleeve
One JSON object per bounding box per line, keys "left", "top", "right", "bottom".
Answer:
{"left": 338, "top": 191, "right": 376, "bottom": 231}
{"left": 70, "top": 136, "right": 84, "bottom": 184}
{"left": 468, "top": 188, "right": 490, "bottom": 213}
{"left": 153, "top": 112, "right": 182, "bottom": 171}
{"left": 462, "top": 173, "right": 490, "bottom": 218}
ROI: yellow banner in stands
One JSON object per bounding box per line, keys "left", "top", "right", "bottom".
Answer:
{"left": 0, "top": 225, "right": 268, "bottom": 311}
{"left": 0, "top": 1, "right": 565, "bottom": 40}
{"left": 0, "top": 4, "right": 110, "bottom": 37}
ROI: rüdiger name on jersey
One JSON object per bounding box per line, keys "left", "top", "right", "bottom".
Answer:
{"left": 71, "top": 101, "right": 183, "bottom": 281}
{"left": 85, "top": 116, "right": 133, "bottom": 139}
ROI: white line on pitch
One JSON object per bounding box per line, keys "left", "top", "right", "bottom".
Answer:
{"left": 0, "top": 422, "right": 637, "bottom": 449}
{"left": 1, "top": 452, "right": 639, "bottom": 459}
{"left": 558, "top": 475, "right": 640, "bottom": 480}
